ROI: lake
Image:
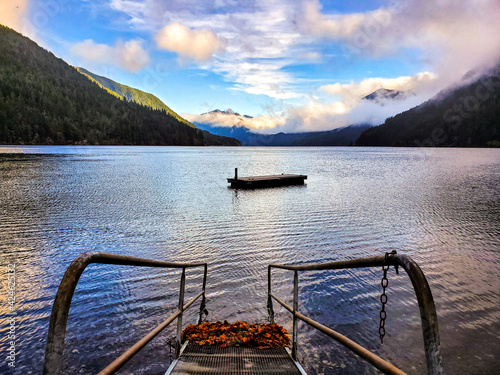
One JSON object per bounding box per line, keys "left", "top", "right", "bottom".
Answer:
{"left": 0, "top": 146, "right": 499, "bottom": 374}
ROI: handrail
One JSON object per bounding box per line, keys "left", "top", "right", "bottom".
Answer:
{"left": 43, "top": 251, "right": 207, "bottom": 375}
{"left": 268, "top": 253, "right": 443, "bottom": 375}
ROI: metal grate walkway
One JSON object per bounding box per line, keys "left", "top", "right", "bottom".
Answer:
{"left": 166, "top": 342, "right": 306, "bottom": 374}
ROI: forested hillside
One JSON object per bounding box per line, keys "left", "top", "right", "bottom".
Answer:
{"left": 75, "top": 67, "right": 196, "bottom": 129}
{"left": 356, "top": 64, "right": 500, "bottom": 147}
{"left": 0, "top": 25, "right": 240, "bottom": 146}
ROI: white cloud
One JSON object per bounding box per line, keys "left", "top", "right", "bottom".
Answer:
{"left": 203, "top": 5, "right": 305, "bottom": 99}
{"left": 283, "top": 92, "right": 431, "bottom": 132}
{"left": 213, "top": 61, "right": 300, "bottom": 100}
{"left": 277, "top": 0, "right": 500, "bottom": 132}
{"left": 299, "top": 0, "right": 500, "bottom": 82}
{"left": 107, "top": 0, "right": 308, "bottom": 99}
{"left": 321, "top": 72, "right": 437, "bottom": 101}
{"left": 301, "top": 1, "right": 393, "bottom": 43}
{"left": 70, "top": 39, "right": 150, "bottom": 72}
{"left": 184, "top": 111, "right": 285, "bottom": 131}
{"left": 105, "top": 0, "right": 500, "bottom": 132}
{"left": 282, "top": 71, "right": 440, "bottom": 132}
{"left": 155, "top": 23, "right": 226, "bottom": 62}
{"left": 109, "top": 0, "right": 146, "bottom": 27}
{"left": 0, "top": 0, "right": 29, "bottom": 32}
{"left": 183, "top": 83, "right": 431, "bottom": 133}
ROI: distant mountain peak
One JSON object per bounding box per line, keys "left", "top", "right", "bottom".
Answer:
{"left": 202, "top": 109, "right": 253, "bottom": 119}
{"left": 363, "top": 88, "right": 411, "bottom": 102}
{"left": 356, "top": 62, "right": 500, "bottom": 147}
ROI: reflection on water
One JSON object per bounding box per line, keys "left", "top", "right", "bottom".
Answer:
{"left": 0, "top": 146, "right": 499, "bottom": 374}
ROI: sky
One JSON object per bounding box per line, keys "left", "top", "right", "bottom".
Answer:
{"left": 1, "top": 0, "right": 500, "bottom": 133}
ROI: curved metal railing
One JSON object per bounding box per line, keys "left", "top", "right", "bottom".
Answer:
{"left": 267, "top": 252, "right": 443, "bottom": 375}
{"left": 43, "top": 251, "right": 207, "bottom": 375}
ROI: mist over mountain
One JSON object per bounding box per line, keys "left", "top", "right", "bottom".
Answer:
{"left": 356, "top": 63, "right": 500, "bottom": 147}
{"left": 362, "top": 89, "right": 413, "bottom": 102}
{"left": 193, "top": 110, "right": 370, "bottom": 146}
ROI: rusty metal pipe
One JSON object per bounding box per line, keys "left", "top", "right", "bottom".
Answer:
{"left": 98, "top": 310, "right": 180, "bottom": 375}
{"left": 269, "top": 253, "right": 443, "bottom": 375}
{"left": 395, "top": 255, "right": 442, "bottom": 375}
{"left": 98, "top": 291, "right": 204, "bottom": 375}
{"left": 272, "top": 293, "right": 407, "bottom": 375}
{"left": 269, "top": 255, "right": 388, "bottom": 271}
{"left": 43, "top": 251, "right": 206, "bottom": 375}
{"left": 271, "top": 293, "right": 406, "bottom": 375}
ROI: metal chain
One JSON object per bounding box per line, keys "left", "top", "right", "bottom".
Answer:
{"left": 197, "top": 295, "right": 208, "bottom": 324}
{"left": 166, "top": 336, "right": 176, "bottom": 365}
{"left": 267, "top": 295, "right": 275, "bottom": 324}
{"left": 379, "top": 250, "right": 397, "bottom": 344}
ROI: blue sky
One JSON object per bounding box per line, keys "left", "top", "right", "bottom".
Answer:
{"left": 2, "top": 0, "right": 500, "bottom": 132}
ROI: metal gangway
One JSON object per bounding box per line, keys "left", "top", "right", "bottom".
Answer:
{"left": 43, "top": 251, "right": 443, "bottom": 374}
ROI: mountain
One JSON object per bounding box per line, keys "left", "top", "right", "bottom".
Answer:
{"left": 194, "top": 110, "right": 370, "bottom": 146}
{"left": 0, "top": 25, "right": 240, "bottom": 146}
{"left": 196, "top": 123, "right": 255, "bottom": 143}
{"left": 363, "top": 88, "right": 410, "bottom": 102}
{"left": 208, "top": 109, "right": 252, "bottom": 119}
{"left": 75, "top": 67, "right": 196, "bottom": 129}
{"left": 356, "top": 65, "right": 500, "bottom": 147}
{"left": 240, "top": 125, "right": 370, "bottom": 146}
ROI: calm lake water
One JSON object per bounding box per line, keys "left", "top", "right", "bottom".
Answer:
{"left": 0, "top": 146, "right": 499, "bottom": 374}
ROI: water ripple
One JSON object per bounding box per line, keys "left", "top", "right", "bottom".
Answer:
{"left": 0, "top": 146, "right": 499, "bottom": 374}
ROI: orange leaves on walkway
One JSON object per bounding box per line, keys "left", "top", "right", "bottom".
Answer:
{"left": 182, "top": 321, "right": 291, "bottom": 349}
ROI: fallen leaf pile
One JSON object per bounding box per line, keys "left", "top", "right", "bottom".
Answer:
{"left": 181, "top": 321, "right": 291, "bottom": 349}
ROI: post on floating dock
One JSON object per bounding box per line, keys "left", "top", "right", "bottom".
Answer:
{"left": 235, "top": 168, "right": 238, "bottom": 180}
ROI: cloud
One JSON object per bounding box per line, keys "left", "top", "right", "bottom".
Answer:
{"left": 321, "top": 72, "right": 437, "bottom": 101}
{"left": 107, "top": 0, "right": 307, "bottom": 99}
{"left": 282, "top": 71, "right": 441, "bottom": 132}
{"left": 283, "top": 92, "right": 431, "bottom": 132}
{"left": 214, "top": 61, "right": 300, "bottom": 100}
{"left": 299, "top": 0, "right": 500, "bottom": 81}
{"left": 183, "top": 70, "right": 446, "bottom": 133}
{"left": 203, "top": 5, "right": 305, "bottom": 99}
{"left": 301, "top": 1, "right": 393, "bottom": 43}
{"left": 0, "top": 0, "right": 29, "bottom": 31}
{"left": 70, "top": 39, "right": 150, "bottom": 72}
{"left": 280, "top": 0, "right": 500, "bottom": 132}
{"left": 155, "top": 23, "right": 226, "bottom": 62}
{"left": 184, "top": 111, "right": 285, "bottom": 131}
{"left": 184, "top": 83, "right": 432, "bottom": 133}
{"left": 105, "top": 0, "right": 500, "bottom": 132}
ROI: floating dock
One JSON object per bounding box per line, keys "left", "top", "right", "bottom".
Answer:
{"left": 228, "top": 169, "right": 307, "bottom": 189}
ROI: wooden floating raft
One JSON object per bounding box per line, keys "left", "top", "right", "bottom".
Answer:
{"left": 228, "top": 168, "right": 307, "bottom": 189}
